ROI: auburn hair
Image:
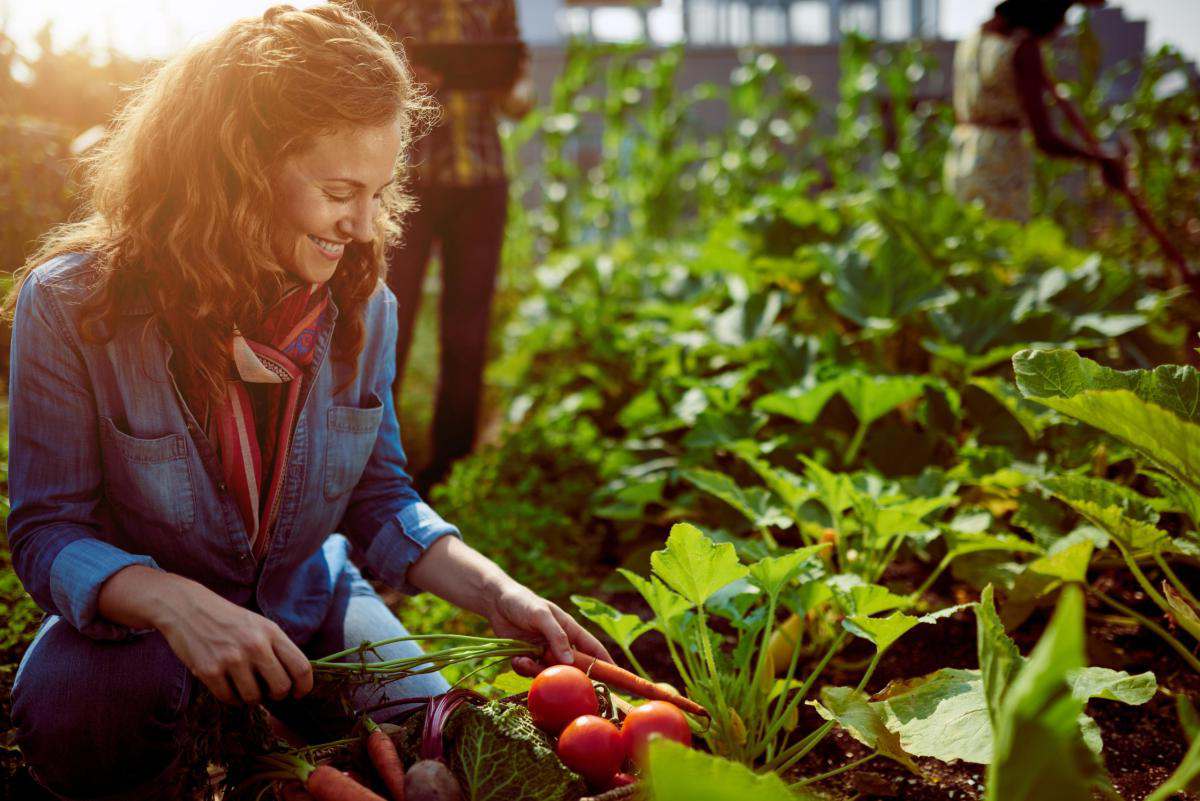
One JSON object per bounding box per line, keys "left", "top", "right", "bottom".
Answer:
{"left": 5, "top": 3, "right": 435, "bottom": 403}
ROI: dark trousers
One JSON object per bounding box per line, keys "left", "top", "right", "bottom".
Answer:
{"left": 385, "top": 179, "right": 508, "bottom": 489}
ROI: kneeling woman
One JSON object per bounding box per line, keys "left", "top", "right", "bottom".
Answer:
{"left": 5, "top": 5, "right": 607, "bottom": 798}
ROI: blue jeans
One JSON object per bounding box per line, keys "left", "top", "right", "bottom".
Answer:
{"left": 11, "top": 554, "right": 450, "bottom": 800}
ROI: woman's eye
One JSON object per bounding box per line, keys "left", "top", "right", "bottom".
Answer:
{"left": 324, "top": 192, "right": 353, "bottom": 202}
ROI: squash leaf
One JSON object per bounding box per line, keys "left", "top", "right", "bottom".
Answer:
{"left": 651, "top": 523, "right": 749, "bottom": 607}
{"left": 571, "top": 595, "right": 652, "bottom": 653}
{"left": 1013, "top": 349, "right": 1200, "bottom": 493}
{"left": 645, "top": 739, "right": 805, "bottom": 800}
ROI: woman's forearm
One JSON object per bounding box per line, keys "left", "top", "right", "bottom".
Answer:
{"left": 405, "top": 535, "right": 513, "bottom": 618}
{"left": 97, "top": 564, "right": 198, "bottom": 631}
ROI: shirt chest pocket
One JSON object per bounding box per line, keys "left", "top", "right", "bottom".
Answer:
{"left": 323, "top": 394, "right": 385, "bottom": 500}
{"left": 99, "top": 417, "right": 197, "bottom": 534}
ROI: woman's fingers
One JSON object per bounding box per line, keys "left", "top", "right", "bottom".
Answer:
{"left": 534, "top": 607, "right": 574, "bottom": 664}
{"left": 255, "top": 646, "right": 296, "bottom": 701}
{"left": 228, "top": 663, "right": 263, "bottom": 705}
{"left": 511, "top": 656, "right": 544, "bottom": 678}
{"left": 551, "top": 605, "right": 614, "bottom": 663}
{"left": 273, "top": 634, "right": 315, "bottom": 699}
{"left": 202, "top": 672, "right": 238, "bottom": 706}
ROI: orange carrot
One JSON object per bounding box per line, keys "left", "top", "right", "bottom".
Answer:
{"left": 365, "top": 724, "right": 406, "bottom": 801}
{"left": 306, "top": 764, "right": 388, "bottom": 801}
{"left": 546, "top": 648, "right": 710, "bottom": 718}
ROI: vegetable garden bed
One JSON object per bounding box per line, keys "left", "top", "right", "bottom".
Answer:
{"left": 4, "top": 29, "right": 1200, "bottom": 801}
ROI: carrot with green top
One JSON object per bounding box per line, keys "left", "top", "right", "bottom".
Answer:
{"left": 363, "top": 716, "right": 405, "bottom": 800}
{"left": 544, "top": 647, "right": 710, "bottom": 718}
{"left": 253, "top": 753, "right": 387, "bottom": 801}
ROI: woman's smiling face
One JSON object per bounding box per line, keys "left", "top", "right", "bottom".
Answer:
{"left": 270, "top": 117, "right": 404, "bottom": 284}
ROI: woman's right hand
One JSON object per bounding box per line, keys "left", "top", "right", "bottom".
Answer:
{"left": 155, "top": 580, "right": 314, "bottom": 705}
{"left": 98, "top": 565, "right": 313, "bottom": 705}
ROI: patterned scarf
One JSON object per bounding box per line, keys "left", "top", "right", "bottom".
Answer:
{"left": 198, "top": 283, "right": 330, "bottom": 559}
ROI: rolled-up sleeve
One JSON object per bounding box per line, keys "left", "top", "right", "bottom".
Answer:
{"left": 7, "top": 268, "right": 161, "bottom": 640}
{"left": 337, "top": 287, "right": 461, "bottom": 593}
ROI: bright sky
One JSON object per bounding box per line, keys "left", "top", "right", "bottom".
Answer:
{"left": 1, "top": 0, "right": 1197, "bottom": 62}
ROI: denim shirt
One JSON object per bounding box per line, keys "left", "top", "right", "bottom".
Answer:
{"left": 7, "top": 253, "right": 460, "bottom": 643}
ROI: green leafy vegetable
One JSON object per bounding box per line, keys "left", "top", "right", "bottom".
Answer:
{"left": 445, "top": 701, "right": 588, "bottom": 801}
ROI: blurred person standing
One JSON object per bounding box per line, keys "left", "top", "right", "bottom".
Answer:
{"left": 365, "top": 0, "right": 533, "bottom": 494}
{"left": 945, "top": 0, "right": 1126, "bottom": 221}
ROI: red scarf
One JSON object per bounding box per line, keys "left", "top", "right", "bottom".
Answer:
{"left": 193, "top": 284, "right": 330, "bottom": 559}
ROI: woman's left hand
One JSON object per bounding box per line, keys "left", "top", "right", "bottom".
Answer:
{"left": 484, "top": 581, "right": 613, "bottom": 676}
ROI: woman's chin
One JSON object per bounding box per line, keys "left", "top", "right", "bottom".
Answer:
{"left": 285, "top": 257, "right": 339, "bottom": 285}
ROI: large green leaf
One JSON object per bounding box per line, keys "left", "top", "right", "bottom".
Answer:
{"left": 645, "top": 739, "right": 802, "bottom": 800}
{"left": 755, "top": 378, "right": 844, "bottom": 424}
{"left": 871, "top": 668, "right": 993, "bottom": 763}
{"left": 1064, "top": 667, "right": 1157, "bottom": 705}
{"left": 650, "top": 523, "right": 749, "bottom": 607}
{"left": 842, "top": 612, "right": 920, "bottom": 652}
{"left": 747, "top": 546, "right": 826, "bottom": 600}
{"left": 842, "top": 663, "right": 1154, "bottom": 767}
{"left": 681, "top": 469, "right": 793, "bottom": 530}
{"left": 929, "top": 293, "right": 1022, "bottom": 356}
{"left": 1000, "top": 538, "right": 1094, "bottom": 631}
{"left": 733, "top": 447, "right": 813, "bottom": 517}
{"left": 824, "top": 240, "right": 950, "bottom": 331}
{"left": 618, "top": 569, "right": 692, "bottom": 634}
{"left": 809, "top": 686, "right": 920, "bottom": 773}
{"left": 571, "top": 595, "right": 653, "bottom": 653}
{"left": 986, "top": 587, "right": 1105, "bottom": 801}
{"left": 829, "top": 580, "right": 911, "bottom": 617}
{"left": 969, "top": 376, "right": 1057, "bottom": 439}
{"left": 1041, "top": 475, "right": 1168, "bottom": 553}
{"left": 977, "top": 586, "right": 1022, "bottom": 727}
{"left": 1013, "top": 349, "right": 1200, "bottom": 492}
{"left": 1013, "top": 349, "right": 1200, "bottom": 422}
{"left": 799, "top": 455, "right": 857, "bottom": 518}
{"left": 837, "top": 373, "right": 927, "bottom": 427}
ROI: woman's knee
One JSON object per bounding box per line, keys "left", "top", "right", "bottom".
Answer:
{"left": 12, "top": 618, "right": 194, "bottom": 799}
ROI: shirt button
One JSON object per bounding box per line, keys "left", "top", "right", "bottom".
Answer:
{"left": 217, "top": 481, "right": 227, "bottom": 493}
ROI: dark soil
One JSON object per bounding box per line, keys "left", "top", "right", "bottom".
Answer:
{"left": 605, "top": 559, "right": 1200, "bottom": 801}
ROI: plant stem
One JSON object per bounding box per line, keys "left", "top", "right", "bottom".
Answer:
{"left": 770, "top": 719, "right": 836, "bottom": 774}
{"left": 1144, "top": 733, "right": 1200, "bottom": 801}
{"left": 1154, "top": 548, "right": 1200, "bottom": 610}
{"left": 1116, "top": 543, "right": 1172, "bottom": 612}
{"left": 1089, "top": 588, "right": 1200, "bottom": 674}
{"left": 792, "top": 752, "right": 879, "bottom": 788}
{"left": 844, "top": 419, "right": 869, "bottom": 467}
{"left": 759, "top": 630, "right": 847, "bottom": 758}
{"left": 909, "top": 553, "right": 953, "bottom": 602}
{"left": 618, "top": 644, "right": 650, "bottom": 680}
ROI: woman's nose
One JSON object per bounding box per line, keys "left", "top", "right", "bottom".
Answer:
{"left": 337, "top": 201, "right": 374, "bottom": 243}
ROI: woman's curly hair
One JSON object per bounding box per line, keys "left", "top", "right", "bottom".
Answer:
{"left": 5, "top": 3, "right": 436, "bottom": 403}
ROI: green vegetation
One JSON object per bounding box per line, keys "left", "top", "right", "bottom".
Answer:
{"left": 3, "top": 21, "right": 1200, "bottom": 801}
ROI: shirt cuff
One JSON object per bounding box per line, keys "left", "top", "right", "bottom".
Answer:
{"left": 363, "top": 501, "right": 461, "bottom": 594}
{"left": 49, "top": 538, "right": 161, "bottom": 640}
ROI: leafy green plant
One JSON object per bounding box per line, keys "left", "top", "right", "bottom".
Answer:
{"left": 574, "top": 523, "right": 966, "bottom": 773}
{"left": 1013, "top": 348, "right": 1200, "bottom": 671}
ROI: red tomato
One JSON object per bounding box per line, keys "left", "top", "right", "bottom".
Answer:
{"left": 622, "top": 701, "right": 692, "bottom": 764}
{"left": 528, "top": 665, "right": 598, "bottom": 733}
{"left": 556, "top": 715, "right": 624, "bottom": 786}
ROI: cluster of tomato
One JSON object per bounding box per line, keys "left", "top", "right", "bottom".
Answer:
{"left": 527, "top": 665, "right": 692, "bottom": 790}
